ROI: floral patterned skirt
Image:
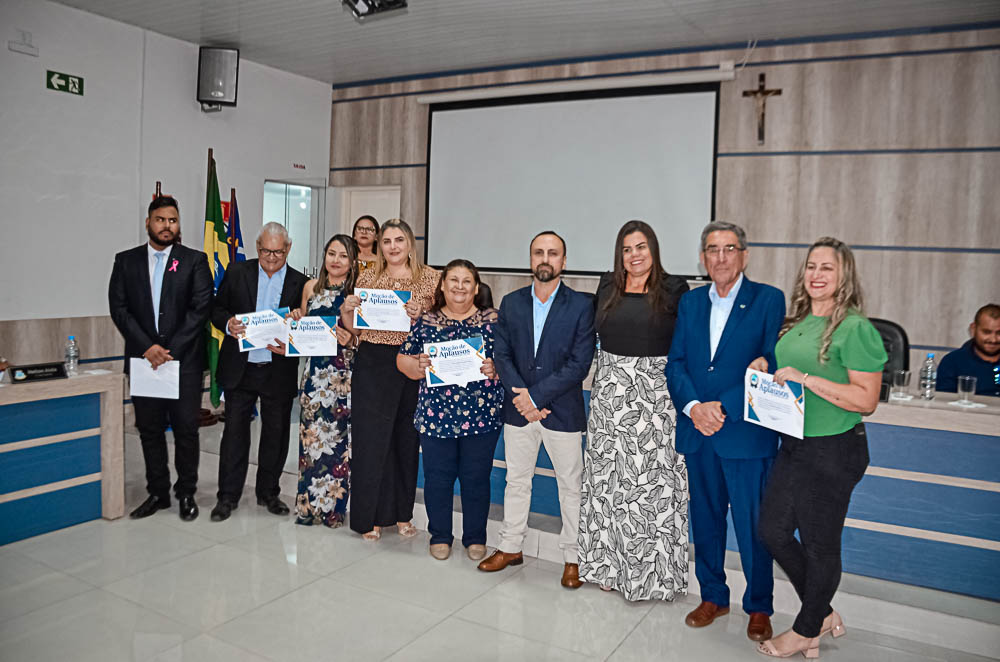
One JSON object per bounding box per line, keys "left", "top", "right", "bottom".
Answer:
{"left": 578, "top": 350, "right": 689, "bottom": 601}
{"left": 295, "top": 354, "right": 352, "bottom": 527}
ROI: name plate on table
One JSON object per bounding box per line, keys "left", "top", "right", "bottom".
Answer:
{"left": 7, "top": 362, "right": 68, "bottom": 383}
{"left": 744, "top": 369, "right": 804, "bottom": 439}
{"left": 287, "top": 316, "right": 339, "bottom": 357}
{"left": 237, "top": 307, "right": 290, "bottom": 352}
{"left": 354, "top": 288, "right": 412, "bottom": 332}
{"left": 425, "top": 336, "right": 486, "bottom": 388}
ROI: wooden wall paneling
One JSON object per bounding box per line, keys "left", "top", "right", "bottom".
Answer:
{"left": 330, "top": 96, "right": 428, "bottom": 167}
{"left": 717, "top": 153, "right": 1000, "bottom": 247}
{"left": 330, "top": 167, "right": 427, "bottom": 236}
{"left": 719, "top": 51, "right": 1000, "bottom": 152}
{"left": 0, "top": 316, "right": 123, "bottom": 366}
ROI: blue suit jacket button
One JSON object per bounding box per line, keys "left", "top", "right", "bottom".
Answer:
{"left": 707, "top": 366, "right": 714, "bottom": 372}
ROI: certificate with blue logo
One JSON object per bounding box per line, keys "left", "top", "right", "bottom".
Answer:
{"left": 744, "top": 369, "right": 805, "bottom": 439}
{"left": 354, "top": 288, "right": 412, "bottom": 332}
{"left": 424, "top": 336, "right": 486, "bottom": 388}
{"left": 287, "top": 316, "right": 338, "bottom": 356}
{"left": 236, "top": 307, "right": 290, "bottom": 352}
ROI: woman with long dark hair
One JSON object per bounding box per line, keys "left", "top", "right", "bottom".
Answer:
{"left": 290, "top": 234, "right": 359, "bottom": 527}
{"left": 578, "top": 220, "right": 691, "bottom": 601}
{"left": 396, "top": 259, "right": 503, "bottom": 561}
{"left": 352, "top": 215, "right": 379, "bottom": 273}
{"left": 753, "top": 237, "right": 886, "bottom": 658}
{"left": 341, "top": 219, "right": 440, "bottom": 540}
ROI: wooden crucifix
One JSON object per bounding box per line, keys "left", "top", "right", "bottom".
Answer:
{"left": 742, "top": 73, "right": 782, "bottom": 145}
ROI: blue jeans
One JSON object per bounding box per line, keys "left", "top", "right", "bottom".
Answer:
{"left": 420, "top": 429, "right": 500, "bottom": 547}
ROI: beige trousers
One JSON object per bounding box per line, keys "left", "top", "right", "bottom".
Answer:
{"left": 497, "top": 421, "right": 584, "bottom": 563}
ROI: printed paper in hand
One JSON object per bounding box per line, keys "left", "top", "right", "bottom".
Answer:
{"left": 744, "top": 368, "right": 805, "bottom": 439}
{"left": 129, "top": 358, "right": 180, "bottom": 399}
{"left": 425, "top": 336, "right": 486, "bottom": 388}
{"left": 354, "top": 289, "right": 412, "bottom": 332}
{"left": 237, "top": 307, "right": 290, "bottom": 352}
{"left": 287, "top": 316, "right": 339, "bottom": 357}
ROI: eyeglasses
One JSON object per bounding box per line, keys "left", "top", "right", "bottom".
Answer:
{"left": 259, "top": 248, "right": 287, "bottom": 258}
{"left": 355, "top": 227, "right": 377, "bottom": 234}
{"left": 703, "top": 245, "right": 743, "bottom": 258}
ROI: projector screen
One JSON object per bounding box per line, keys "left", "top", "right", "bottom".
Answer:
{"left": 426, "top": 84, "right": 718, "bottom": 276}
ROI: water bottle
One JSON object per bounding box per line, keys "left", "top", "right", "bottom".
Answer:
{"left": 919, "top": 352, "right": 936, "bottom": 400}
{"left": 64, "top": 335, "right": 80, "bottom": 377}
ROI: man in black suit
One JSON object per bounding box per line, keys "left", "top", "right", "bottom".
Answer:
{"left": 109, "top": 196, "right": 213, "bottom": 521}
{"left": 209, "top": 223, "right": 308, "bottom": 521}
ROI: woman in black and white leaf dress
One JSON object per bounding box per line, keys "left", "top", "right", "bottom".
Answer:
{"left": 578, "top": 220, "right": 690, "bottom": 601}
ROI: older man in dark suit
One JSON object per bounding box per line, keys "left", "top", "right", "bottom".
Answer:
{"left": 667, "top": 221, "right": 785, "bottom": 642}
{"left": 109, "top": 195, "right": 213, "bottom": 521}
{"left": 209, "top": 223, "right": 307, "bottom": 521}
{"left": 478, "top": 230, "right": 596, "bottom": 589}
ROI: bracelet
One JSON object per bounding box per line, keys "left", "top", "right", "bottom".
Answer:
{"left": 803, "top": 373, "right": 810, "bottom": 388}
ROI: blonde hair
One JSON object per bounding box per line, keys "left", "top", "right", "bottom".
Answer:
{"left": 779, "top": 237, "right": 865, "bottom": 363}
{"left": 373, "top": 218, "right": 425, "bottom": 282}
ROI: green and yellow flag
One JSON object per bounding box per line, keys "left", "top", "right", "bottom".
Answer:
{"left": 203, "top": 153, "right": 228, "bottom": 407}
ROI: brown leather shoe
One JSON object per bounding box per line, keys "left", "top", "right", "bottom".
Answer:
{"left": 477, "top": 550, "right": 523, "bottom": 572}
{"left": 561, "top": 563, "right": 582, "bottom": 589}
{"left": 685, "top": 601, "right": 730, "bottom": 628}
{"left": 747, "top": 612, "right": 773, "bottom": 642}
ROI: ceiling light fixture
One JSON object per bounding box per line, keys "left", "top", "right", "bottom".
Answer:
{"left": 343, "top": 0, "right": 408, "bottom": 21}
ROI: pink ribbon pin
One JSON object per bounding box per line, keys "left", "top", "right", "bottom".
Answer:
{"left": 168, "top": 259, "right": 179, "bottom": 272}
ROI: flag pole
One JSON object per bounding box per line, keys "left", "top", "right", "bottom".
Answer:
{"left": 229, "top": 188, "right": 237, "bottom": 263}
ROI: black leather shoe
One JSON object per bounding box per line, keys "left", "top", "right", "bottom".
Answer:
{"left": 210, "top": 500, "right": 238, "bottom": 522}
{"left": 257, "top": 495, "right": 290, "bottom": 516}
{"left": 129, "top": 495, "right": 170, "bottom": 519}
{"left": 178, "top": 496, "right": 199, "bottom": 521}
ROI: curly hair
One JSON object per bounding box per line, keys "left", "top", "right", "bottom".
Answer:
{"left": 779, "top": 237, "right": 865, "bottom": 363}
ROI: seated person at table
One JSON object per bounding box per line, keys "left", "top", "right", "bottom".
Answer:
{"left": 937, "top": 304, "right": 1000, "bottom": 397}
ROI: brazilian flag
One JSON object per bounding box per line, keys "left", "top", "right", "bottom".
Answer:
{"left": 203, "top": 155, "right": 227, "bottom": 407}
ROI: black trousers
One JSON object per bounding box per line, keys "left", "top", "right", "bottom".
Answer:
{"left": 132, "top": 368, "right": 203, "bottom": 500}
{"left": 217, "top": 362, "right": 295, "bottom": 503}
{"left": 758, "top": 423, "right": 870, "bottom": 637}
{"left": 349, "top": 342, "right": 420, "bottom": 534}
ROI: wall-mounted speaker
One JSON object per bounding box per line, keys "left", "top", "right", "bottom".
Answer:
{"left": 197, "top": 47, "right": 239, "bottom": 109}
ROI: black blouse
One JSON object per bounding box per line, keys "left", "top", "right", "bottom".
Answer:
{"left": 594, "top": 271, "right": 689, "bottom": 357}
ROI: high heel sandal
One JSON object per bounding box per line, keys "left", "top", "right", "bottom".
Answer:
{"left": 757, "top": 637, "right": 820, "bottom": 659}
{"left": 397, "top": 521, "right": 418, "bottom": 538}
{"left": 820, "top": 611, "right": 846, "bottom": 639}
{"left": 361, "top": 526, "right": 381, "bottom": 541}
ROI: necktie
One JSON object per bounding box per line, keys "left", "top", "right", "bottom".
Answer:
{"left": 152, "top": 252, "right": 165, "bottom": 332}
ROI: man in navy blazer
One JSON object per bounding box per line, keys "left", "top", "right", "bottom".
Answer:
{"left": 667, "top": 222, "right": 785, "bottom": 642}
{"left": 478, "top": 231, "right": 595, "bottom": 589}
{"left": 109, "top": 196, "right": 213, "bottom": 521}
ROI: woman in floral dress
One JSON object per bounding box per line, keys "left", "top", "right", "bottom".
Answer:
{"left": 291, "top": 234, "right": 359, "bottom": 527}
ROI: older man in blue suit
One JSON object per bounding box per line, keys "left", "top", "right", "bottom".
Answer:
{"left": 667, "top": 221, "right": 785, "bottom": 642}
{"left": 478, "top": 230, "right": 596, "bottom": 589}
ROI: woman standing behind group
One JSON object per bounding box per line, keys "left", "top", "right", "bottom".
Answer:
{"left": 754, "top": 237, "right": 886, "bottom": 659}
{"left": 342, "top": 219, "right": 440, "bottom": 540}
{"left": 397, "top": 260, "right": 504, "bottom": 561}
{"left": 352, "top": 215, "right": 379, "bottom": 273}
{"left": 292, "top": 235, "right": 359, "bottom": 527}
{"left": 578, "top": 220, "right": 691, "bottom": 601}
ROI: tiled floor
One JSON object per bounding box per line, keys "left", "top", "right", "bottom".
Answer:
{"left": 0, "top": 433, "right": 994, "bottom": 661}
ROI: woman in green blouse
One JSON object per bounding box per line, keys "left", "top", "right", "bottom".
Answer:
{"left": 751, "top": 237, "right": 887, "bottom": 659}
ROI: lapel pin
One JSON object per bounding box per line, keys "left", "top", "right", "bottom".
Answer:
{"left": 739, "top": 304, "right": 746, "bottom": 309}
{"left": 168, "top": 259, "right": 179, "bottom": 272}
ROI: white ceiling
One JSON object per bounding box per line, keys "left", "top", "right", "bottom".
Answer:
{"left": 54, "top": 0, "right": 1000, "bottom": 86}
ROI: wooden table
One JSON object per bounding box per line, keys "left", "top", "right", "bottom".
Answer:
{"left": 0, "top": 372, "right": 125, "bottom": 544}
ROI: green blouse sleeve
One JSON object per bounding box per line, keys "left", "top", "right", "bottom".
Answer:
{"left": 840, "top": 315, "right": 888, "bottom": 373}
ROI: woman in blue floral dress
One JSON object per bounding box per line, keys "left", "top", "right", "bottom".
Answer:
{"left": 291, "top": 234, "right": 359, "bottom": 527}
{"left": 397, "top": 259, "right": 504, "bottom": 561}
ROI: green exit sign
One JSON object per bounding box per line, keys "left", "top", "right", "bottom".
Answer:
{"left": 46, "top": 70, "right": 83, "bottom": 96}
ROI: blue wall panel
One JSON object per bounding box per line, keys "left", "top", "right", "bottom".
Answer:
{"left": 841, "top": 527, "right": 1000, "bottom": 601}
{"left": 0, "top": 394, "right": 101, "bottom": 445}
{"left": 850, "top": 474, "right": 1000, "bottom": 542}
{"left": 0, "top": 482, "right": 102, "bottom": 545}
{"left": 0, "top": 436, "right": 101, "bottom": 495}
{"left": 866, "top": 423, "right": 1000, "bottom": 482}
